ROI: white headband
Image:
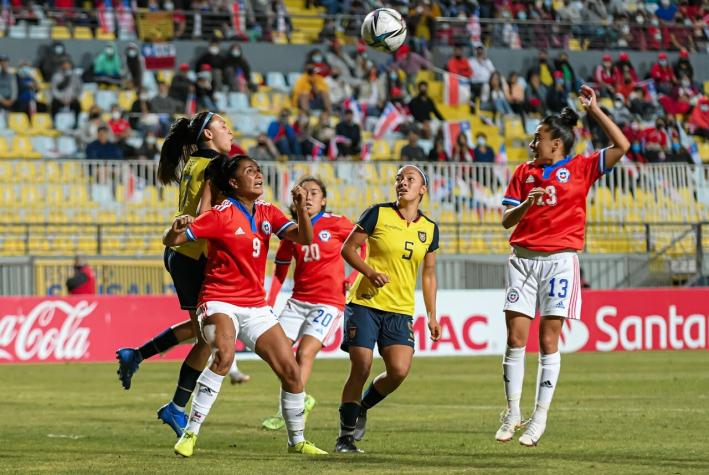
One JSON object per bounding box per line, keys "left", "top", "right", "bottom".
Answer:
{"left": 398, "top": 164, "right": 428, "bottom": 186}
{"left": 195, "top": 111, "right": 214, "bottom": 143}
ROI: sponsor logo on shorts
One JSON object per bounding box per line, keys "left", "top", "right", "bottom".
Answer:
{"left": 506, "top": 288, "right": 520, "bottom": 303}
{"left": 555, "top": 301, "right": 566, "bottom": 309}
{"left": 261, "top": 220, "right": 272, "bottom": 235}
{"left": 418, "top": 231, "right": 427, "bottom": 243}
{"left": 408, "top": 321, "right": 415, "bottom": 342}
{"left": 319, "top": 230, "right": 331, "bottom": 242}
{"left": 555, "top": 167, "right": 571, "bottom": 183}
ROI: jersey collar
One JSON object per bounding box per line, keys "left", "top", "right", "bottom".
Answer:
{"left": 227, "top": 197, "right": 257, "bottom": 232}
{"left": 542, "top": 155, "right": 571, "bottom": 180}
{"left": 311, "top": 211, "right": 325, "bottom": 225}
{"left": 391, "top": 202, "right": 421, "bottom": 223}
{"left": 192, "top": 148, "right": 221, "bottom": 159}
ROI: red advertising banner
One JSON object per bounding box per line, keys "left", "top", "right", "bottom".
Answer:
{"left": 0, "top": 289, "right": 706, "bottom": 364}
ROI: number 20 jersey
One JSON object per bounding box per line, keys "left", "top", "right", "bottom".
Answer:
{"left": 502, "top": 149, "right": 610, "bottom": 252}
{"left": 348, "top": 202, "right": 439, "bottom": 316}
{"left": 274, "top": 212, "right": 355, "bottom": 310}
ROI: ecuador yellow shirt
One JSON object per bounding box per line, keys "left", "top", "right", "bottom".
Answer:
{"left": 172, "top": 149, "right": 218, "bottom": 259}
{"left": 348, "top": 202, "right": 439, "bottom": 316}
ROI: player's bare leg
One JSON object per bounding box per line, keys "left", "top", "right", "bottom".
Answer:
{"left": 355, "top": 345, "right": 413, "bottom": 441}
{"left": 497, "top": 311, "right": 532, "bottom": 442}
{"left": 520, "top": 316, "right": 563, "bottom": 447}
{"left": 255, "top": 325, "right": 326, "bottom": 454}
{"left": 337, "top": 346, "right": 372, "bottom": 453}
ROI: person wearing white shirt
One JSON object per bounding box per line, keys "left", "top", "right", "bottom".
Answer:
{"left": 468, "top": 46, "right": 496, "bottom": 104}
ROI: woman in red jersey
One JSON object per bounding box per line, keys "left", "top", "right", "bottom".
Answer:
{"left": 261, "top": 176, "right": 364, "bottom": 431}
{"left": 495, "top": 85, "right": 630, "bottom": 446}
{"left": 164, "top": 155, "right": 327, "bottom": 457}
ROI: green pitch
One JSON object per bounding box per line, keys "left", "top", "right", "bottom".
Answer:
{"left": 2, "top": 352, "right": 707, "bottom": 474}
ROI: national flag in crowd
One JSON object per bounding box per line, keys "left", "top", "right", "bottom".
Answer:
{"left": 185, "top": 93, "right": 197, "bottom": 115}
{"left": 98, "top": 0, "right": 115, "bottom": 33}
{"left": 638, "top": 79, "right": 658, "bottom": 102}
{"left": 117, "top": 0, "right": 135, "bottom": 36}
{"left": 0, "top": 0, "right": 14, "bottom": 29}
{"left": 493, "top": 143, "right": 512, "bottom": 185}
{"left": 343, "top": 97, "right": 363, "bottom": 126}
{"left": 442, "top": 120, "right": 472, "bottom": 156}
{"left": 360, "top": 141, "right": 372, "bottom": 161}
{"left": 678, "top": 123, "right": 702, "bottom": 165}
{"left": 430, "top": 175, "right": 452, "bottom": 202}
{"left": 443, "top": 72, "right": 470, "bottom": 106}
{"left": 231, "top": 0, "right": 246, "bottom": 38}
{"left": 328, "top": 135, "right": 349, "bottom": 160}
{"left": 309, "top": 137, "right": 326, "bottom": 160}
{"left": 373, "top": 102, "right": 405, "bottom": 140}
{"left": 466, "top": 8, "right": 481, "bottom": 46}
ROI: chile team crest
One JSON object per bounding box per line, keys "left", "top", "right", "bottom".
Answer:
{"left": 555, "top": 167, "right": 571, "bottom": 183}
{"left": 261, "top": 220, "right": 272, "bottom": 235}
{"left": 319, "top": 230, "right": 331, "bottom": 242}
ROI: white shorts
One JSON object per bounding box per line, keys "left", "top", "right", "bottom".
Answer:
{"left": 503, "top": 247, "right": 582, "bottom": 320}
{"left": 278, "top": 298, "right": 342, "bottom": 345}
{"left": 197, "top": 301, "right": 279, "bottom": 351}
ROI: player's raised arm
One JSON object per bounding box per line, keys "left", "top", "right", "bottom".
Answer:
{"left": 579, "top": 84, "right": 630, "bottom": 168}
{"left": 163, "top": 215, "right": 195, "bottom": 247}
{"left": 281, "top": 185, "right": 314, "bottom": 245}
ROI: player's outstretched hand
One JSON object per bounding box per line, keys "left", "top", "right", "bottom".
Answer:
{"left": 526, "top": 187, "right": 545, "bottom": 205}
{"left": 428, "top": 317, "right": 441, "bottom": 341}
{"left": 367, "top": 270, "right": 390, "bottom": 288}
{"left": 291, "top": 185, "right": 307, "bottom": 209}
{"left": 579, "top": 84, "right": 597, "bottom": 110}
{"left": 172, "top": 215, "right": 194, "bottom": 233}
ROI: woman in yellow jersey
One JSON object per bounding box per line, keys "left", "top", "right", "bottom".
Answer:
{"left": 334, "top": 164, "right": 442, "bottom": 453}
{"left": 115, "top": 111, "right": 248, "bottom": 437}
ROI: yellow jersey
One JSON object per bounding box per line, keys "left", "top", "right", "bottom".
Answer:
{"left": 348, "top": 202, "right": 439, "bottom": 316}
{"left": 172, "top": 149, "right": 218, "bottom": 259}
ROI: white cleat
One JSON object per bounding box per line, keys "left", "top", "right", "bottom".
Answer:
{"left": 229, "top": 370, "right": 251, "bottom": 385}
{"left": 518, "top": 414, "right": 546, "bottom": 447}
{"left": 495, "top": 409, "right": 523, "bottom": 442}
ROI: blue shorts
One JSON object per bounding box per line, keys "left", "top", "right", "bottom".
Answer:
{"left": 340, "top": 303, "right": 415, "bottom": 353}
{"left": 164, "top": 247, "right": 206, "bottom": 311}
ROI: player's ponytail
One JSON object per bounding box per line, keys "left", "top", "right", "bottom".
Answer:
{"left": 541, "top": 107, "right": 578, "bottom": 155}
{"left": 157, "top": 111, "right": 215, "bottom": 185}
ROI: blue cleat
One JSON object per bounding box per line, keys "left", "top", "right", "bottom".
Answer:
{"left": 158, "top": 402, "right": 187, "bottom": 438}
{"left": 116, "top": 348, "right": 142, "bottom": 390}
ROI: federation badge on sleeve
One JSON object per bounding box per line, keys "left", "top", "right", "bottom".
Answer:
{"left": 261, "top": 220, "right": 272, "bottom": 235}
{"left": 418, "top": 231, "right": 427, "bottom": 243}
{"left": 555, "top": 167, "right": 571, "bottom": 183}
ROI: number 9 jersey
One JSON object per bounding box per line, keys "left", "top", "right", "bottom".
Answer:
{"left": 348, "top": 202, "right": 439, "bottom": 316}
{"left": 501, "top": 149, "right": 611, "bottom": 252}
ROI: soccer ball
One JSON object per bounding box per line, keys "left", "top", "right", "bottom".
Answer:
{"left": 361, "top": 8, "right": 407, "bottom": 53}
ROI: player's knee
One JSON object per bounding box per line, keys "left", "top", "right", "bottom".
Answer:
{"left": 387, "top": 364, "right": 410, "bottom": 385}
{"left": 539, "top": 337, "right": 559, "bottom": 355}
{"left": 296, "top": 345, "right": 318, "bottom": 364}
{"left": 279, "top": 361, "right": 303, "bottom": 392}
{"left": 507, "top": 333, "right": 527, "bottom": 348}
{"left": 349, "top": 362, "right": 371, "bottom": 383}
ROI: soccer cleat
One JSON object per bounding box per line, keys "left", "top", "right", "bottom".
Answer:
{"left": 304, "top": 394, "right": 317, "bottom": 422}
{"left": 158, "top": 402, "right": 187, "bottom": 438}
{"left": 518, "top": 413, "right": 546, "bottom": 447}
{"left": 288, "top": 440, "right": 328, "bottom": 455}
{"left": 229, "top": 370, "right": 251, "bottom": 385}
{"left": 174, "top": 430, "right": 197, "bottom": 457}
{"left": 495, "top": 409, "right": 523, "bottom": 442}
{"left": 262, "top": 413, "right": 285, "bottom": 431}
{"left": 353, "top": 408, "right": 367, "bottom": 441}
{"left": 115, "top": 348, "right": 142, "bottom": 390}
{"left": 335, "top": 435, "right": 363, "bottom": 453}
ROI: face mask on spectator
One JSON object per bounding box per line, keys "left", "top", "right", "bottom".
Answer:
{"left": 631, "top": 143, "right": 641, "bottom": 153}
{"left": 555, "top": 78, "right": 564, "bottom": 86}
{"left": 672, "top": 142, "right": 680, "bottom": 152}
{"left": 681, "top": 79, "right": 690, "bottom": 87}
{"left": 621, "top": 24, "right": 630, "bottom": 34}
{"left": 164, "top": 1, "right": 174, "bottom": 10}
{"left": 232, "top": 49, "right": 241, "bottom": 58}
{"left": 651, "top": 18, "right": 659, "bottom": 27}
{"left": 659, "top": 60, "right": 667, "bottom": 66}
{"left": 209, "top": 46, "right": 219, "bottom": 55}
{"left": 106, "top": 47, "right": 114, "bottom": 56}
{"left": 636, "top": 15, "right": 644, "bottom": 24}
{"left": 614, "top": 100, "right": 624, "bottom": 108}
{"left": 660, "top": 0, "right": 670, "bottom": 6}
{"left": 21, "top": 66, "right": 32, "bottom": 76}
{"left": 140, "top": 93, "right": 149, "bottom": 101}
{"left": 544, "top": 0, "right": 552, "bottom": 7}
{"left": 700, "top": 104, "right": 709, "bottom": 112}
{"left": 127, "top": 49, "right": 138, "bottom": 58}
{"left": 312, "top": 54, "right": 323, "bottom": 63}
{"left": 684, "top": 19, "right": 693, "bottom": 26}
{"left": 477, "top": 137, "right": 486, "bottom": 147}
{"left": 146, "top": 136, "right": 156, "bottom": 145}
{"left": 390, "top": 72, "right": 397, "bottom": 80}
{"left": 518, "top": 11, "right": 527, "bottom": 20}
{"left": 54, "top": 45, "right": 64, "bottom": 55}
{"left": 112, "top": 111, "right": 121, "bottom": 120}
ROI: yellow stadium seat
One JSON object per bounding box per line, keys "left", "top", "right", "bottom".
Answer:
{"left": 271, "top": 93, "right": 292, "bottom": 111}
{"left": 80, "top": 90, "right": 95, "bottom": 110}
{"left": 251, "top": 72, "right": 264, "bottom": 87}
{"left": 0, "top": 137, "right": 11, "bottom": 158}
{"left": 239, "top": 138, "right": 256, "bottom": 152}
{"left": 10, "top": 136, "right": 41, "bottom": 159}
{"left": 96, "top": 29, "right": 116, "bottom": 41}
{"left": 118, "top": 90, "right": 136, "bottom": 110}
{"left": 29, "top": 113, "right": 59, "bottom": 137}
{"left": 703, "top": 80, "right": 709, "bottom": 96}
{"left": 698, "top": 142, "right": 709, "bottom": 163}
{"left": 392, "top": 140, "right": 407, "bottom": 159}
{"left": 73, "top": 26, "right": 93, "bottom": 39}
{"left": 371, "top": 140, "right": 391, "bottom": 161}
{"left": 8, "top": 113, "right": 30, "bottom": 135}
{"left": 568, "top": 38, "right": 582, "bottom": 51}
{"left": 51, "top": 26, "right": 71, "bottom": 40}
{"left": 251, "top": 92, "right": 272, "bottom": 112}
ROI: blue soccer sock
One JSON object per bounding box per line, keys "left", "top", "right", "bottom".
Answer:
{"left": 137, "top": 327, "right": 179, "bottom": 360}
{"left": 339, "top": 402, "right": 361, "bottom": 437}
{"left": 361, "top": 381, "right": 386, "bottom": 410}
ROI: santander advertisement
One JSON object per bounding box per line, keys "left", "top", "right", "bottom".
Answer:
{"left": 0, "top": 289, "right": 706, "bottom": 364}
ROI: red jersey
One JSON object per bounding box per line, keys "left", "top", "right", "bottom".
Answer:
{"left": 274, "top": 212, "right": 354, "bottom": 310}
{"left": 502, "top": 150, "right": 610, "bottom": 252}
{"left": 186, "top": 198, "right": 295, "bottom": 307}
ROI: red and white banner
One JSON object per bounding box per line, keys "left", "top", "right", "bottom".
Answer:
{"left": 443, "top": 72, "right": 470, "bottom": 106}
{"left": 0, "top": 289, "right": 707, "bottom": 363}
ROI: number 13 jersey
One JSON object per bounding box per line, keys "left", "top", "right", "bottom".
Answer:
{"left": 348, "top": 202, "right": 439, "bottom": 316}
{"left": 502, "top": 149, "right": 611, "bottom": 252}
{"left": 274, "top": 212, "right": 355, "bottom": 310}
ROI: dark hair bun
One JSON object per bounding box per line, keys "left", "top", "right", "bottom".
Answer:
{"left": 559, "top": 107, "right": 579, "bottom": 128}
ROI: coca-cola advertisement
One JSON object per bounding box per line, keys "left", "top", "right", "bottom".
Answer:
{"left": 0, "top": 289, "right": 706, "bottom": 364}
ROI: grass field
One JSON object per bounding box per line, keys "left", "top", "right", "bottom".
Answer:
{"left": 2, "top": 351, "right": 708, "bottom": 474}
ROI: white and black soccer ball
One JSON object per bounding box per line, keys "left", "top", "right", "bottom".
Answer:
{"left": 360, "top": 8, "right": 407, "bottom": 53}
